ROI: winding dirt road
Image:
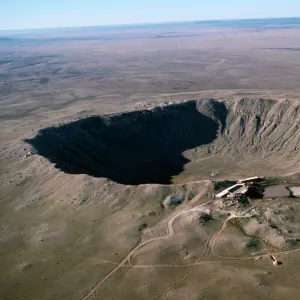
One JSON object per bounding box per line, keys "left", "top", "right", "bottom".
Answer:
{"left": 81, "top": 197, "right": 300, "bottom": 300}
{"left": 81, "top": 194, "right": 212, "bottom": 300}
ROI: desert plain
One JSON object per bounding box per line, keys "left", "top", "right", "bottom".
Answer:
{"left": 2, "top": 19, "right": 300, "bottom": 300}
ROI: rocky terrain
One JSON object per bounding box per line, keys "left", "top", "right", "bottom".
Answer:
{"left": 26, "top": 98, "right": 300, "bottom": 185}
{"left": 3, "top": 96, "right": 300, "bottom": 300}
{"left": 2, "top": 20, "right": 300, "bottom": 300}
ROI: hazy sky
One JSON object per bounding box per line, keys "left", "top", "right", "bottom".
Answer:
{"left": 1, "top": 0, "right": 300, "bottom": 30}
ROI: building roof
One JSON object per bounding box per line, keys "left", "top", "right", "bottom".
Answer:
{"left": 232, "top": 186, "right": 248, "bottom": 194}
{"left": 238, "top": 176, "right": 260, "bottom": 183}
{"left": 215, "top": 183, "right": 245, "bottom": 198}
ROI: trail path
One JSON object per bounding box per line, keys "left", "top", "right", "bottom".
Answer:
{"left": 82, "top": 196, "right": 300, "bottom": 300}
{"left": 81, "top": 192, "right": 212, "bottom": 300}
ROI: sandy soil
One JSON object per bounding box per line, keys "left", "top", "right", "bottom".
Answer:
{"left": 2, "top": 20, "right": 300, "bottom": 300}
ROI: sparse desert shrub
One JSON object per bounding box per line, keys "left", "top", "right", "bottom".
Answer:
{"left": 228, "top": 218, "right": 246, "bottom": 234}
{"left": 246, "top": 236, "right": 260, "bottom": 249}
{"left": 198, "top": 212, "right": 213, "bottom": 225}
{"left": 138, "top": 223, "right": 148, "bottom": 232}
{"left": 163, "top": 194, "right": 185, "bottom": 207}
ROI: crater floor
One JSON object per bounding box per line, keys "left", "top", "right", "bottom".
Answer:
{"left": 26, "top": 98, "right": 300, "bottom": 184}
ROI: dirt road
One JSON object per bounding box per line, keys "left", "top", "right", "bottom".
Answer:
{"left": 82, "top": 199, "right": 300, "bottom": 300}
{"left": 81, "top": 194, "right": 212, "bottom": 300}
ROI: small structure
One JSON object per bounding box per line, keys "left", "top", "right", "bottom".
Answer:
{"left": 215, "top": 184, "right": 245, "bottom": 198}
{"left": 215, "top": 176, "right": 265, "bottom": 200}
{"left": 231, "top": 186, "right": 248, "bottom": 195}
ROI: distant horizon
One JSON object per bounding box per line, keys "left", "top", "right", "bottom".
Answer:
{"left": 1, "top": 16, "right": 300, "bottom": 33}
{"left": 3, "top": 0, "right": 300, "bottom": 31}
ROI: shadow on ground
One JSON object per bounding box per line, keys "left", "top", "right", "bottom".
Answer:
{"left": 25, "top": 100, "right": 227, "bottom": 185}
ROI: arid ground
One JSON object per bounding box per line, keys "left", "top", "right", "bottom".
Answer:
{"left": 2, "top": 19, "right": 300, "bottom": 300}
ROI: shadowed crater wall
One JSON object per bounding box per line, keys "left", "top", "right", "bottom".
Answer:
{"left": 25, "top": 100, "right": 227, "bottom": 185}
